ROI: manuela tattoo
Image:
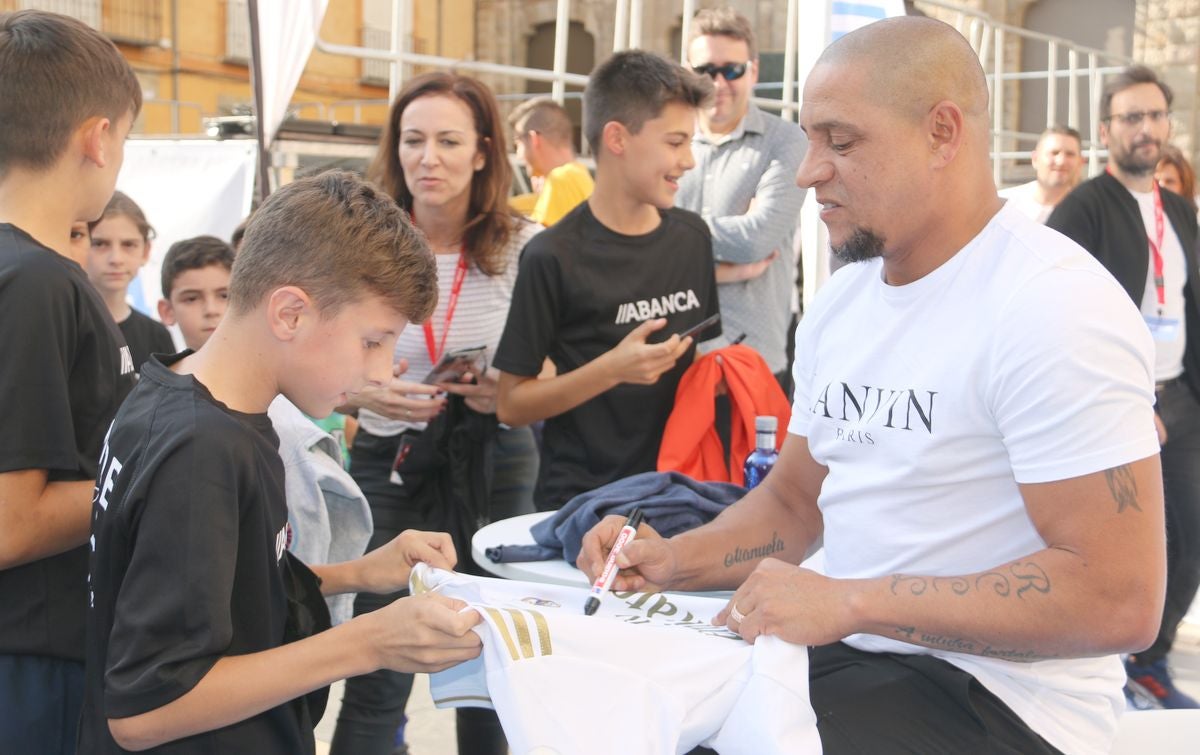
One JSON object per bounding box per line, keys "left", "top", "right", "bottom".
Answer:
{"left": 723, "top": 532, "right": 785, "bottom": 568}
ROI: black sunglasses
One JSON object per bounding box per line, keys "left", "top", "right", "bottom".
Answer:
{"left": 692, "top": 62, "right": 749, "bottom": 81}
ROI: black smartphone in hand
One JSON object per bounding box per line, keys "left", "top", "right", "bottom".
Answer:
{"left": 675, "top": 313, "right": 721, "bottom": 341}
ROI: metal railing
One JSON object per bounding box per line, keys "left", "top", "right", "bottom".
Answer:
{"left": 914, "top": 0, "right": 1136, "bottom": 183}
{"left": 3, "top": 0, "right": 158, "bottom": 44}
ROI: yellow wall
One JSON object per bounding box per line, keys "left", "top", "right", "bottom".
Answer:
{"left": 118, "top": 0, "right": 401, "bottom": 136}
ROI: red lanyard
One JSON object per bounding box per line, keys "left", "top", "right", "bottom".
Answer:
{"left": 1108, "top": 166, "right": 1166, "bottom": 314}
{"left": 423, "top": 249, "right": 468, "bottom": 363}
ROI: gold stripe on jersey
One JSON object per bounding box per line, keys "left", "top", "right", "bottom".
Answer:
{"left": 434, "top": 694, "right": 494, "bottom": 705}
{"left": 485, "top": 607, "right": 521, "bottom": 661}
{"left": 506, "top": 608, "right": 535, "bottom": 659}
{"left": 528, "top": 610, "right": 553, "bottom": 656}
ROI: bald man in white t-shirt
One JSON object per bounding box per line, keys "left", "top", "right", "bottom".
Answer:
{"left": 581, "top": 17, "right": 1165, "bottom": 755}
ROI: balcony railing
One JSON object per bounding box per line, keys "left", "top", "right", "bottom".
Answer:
{"left": 1, "top": 1, "right": 159, "bottom": 46}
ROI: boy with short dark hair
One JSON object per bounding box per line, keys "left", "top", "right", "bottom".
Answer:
{"left": 79, "top": 171, "right": 482, "bottom": 753}
{"left": 495, "top": 50, "right": 720, "bottom": 510}
{"left": 157, "top": 234, "right": 236, "bottom": 350}
{"left": 0, "top": 10, "right": 141, "bottom": 751}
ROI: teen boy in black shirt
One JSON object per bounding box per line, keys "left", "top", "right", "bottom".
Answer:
{"left": 80, "top": 172, "right": 482, "bottom": 752}
{"left": 0, "top": 11, "right": 139, "bottom": 751}
{"left": 495, "top": 51, "right": 720, "bottom": 510}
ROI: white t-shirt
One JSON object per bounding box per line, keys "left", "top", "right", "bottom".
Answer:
{"left": 413, "top": 565, "right": 820, "bottom": 755}
{"left": 999, "top": 180, "right": 1055, "bottom": 224}
{"left": 1130, "top": 187, "right": 1188, "bottom": 380}
{"left": 788, "top": 202, "right": 1157, "bottom": 755}
{"left": 359, "top": 219, "right": 541, "bottom": 437}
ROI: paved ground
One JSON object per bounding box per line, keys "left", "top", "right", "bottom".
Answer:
{"left": 312, "top": 619, "right": 1200, "bottom": 755}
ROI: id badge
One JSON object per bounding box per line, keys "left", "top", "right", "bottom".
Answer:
{"left": 1144, "top": 315, "right": 1181, "bottom": 342}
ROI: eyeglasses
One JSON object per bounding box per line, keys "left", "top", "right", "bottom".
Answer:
{"left": 692, "top": 61, "right": 749, "bottom": 81}
{"left": 1105, "top": 110, "right": 1170, "bottom": 127}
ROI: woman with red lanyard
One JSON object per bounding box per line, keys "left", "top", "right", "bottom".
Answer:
{"left": 331, "top": 72, "right": 540, "bottom": 755}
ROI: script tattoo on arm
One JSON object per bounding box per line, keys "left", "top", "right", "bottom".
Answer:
{"left": 892, "top": 626, "right": 1056, "bottom": 661}
{"left": 722, "top": 531, "right": 785, "bottom": 568}
{"left": 890, "top": 562, "right": 1051, "bottom": 600}
{"left": 1104, "top": 464, "right": 1140, "bottom": 513}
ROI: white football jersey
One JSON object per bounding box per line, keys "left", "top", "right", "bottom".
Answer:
{"left": 412, "top": 565, "right": 821, "bottom": 755}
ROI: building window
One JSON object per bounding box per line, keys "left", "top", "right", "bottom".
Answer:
{"left": 7, "top": 1, "right": 101, "bottom": 29}
{"left": 361, "top": 24, "right": 390, "bottom": 85}
{"left": 104, "top": 0, "right": 160, "bottom": 46}
{"left": 4, "top": 1, "right": 159, "bottom": 46}
{"left": 226, "top": 0, "right": 250, "bottom": 64}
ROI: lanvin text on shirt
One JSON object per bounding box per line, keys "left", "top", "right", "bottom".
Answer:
{"left": 811, "top": 382, "right": 938, "bottom": 435}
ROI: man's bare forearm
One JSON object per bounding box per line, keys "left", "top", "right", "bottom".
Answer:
{"left": 667, "top": 476, "right": 821, "bottom": 592}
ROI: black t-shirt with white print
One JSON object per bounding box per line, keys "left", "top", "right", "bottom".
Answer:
{"left": 119, "top": 307, "right": 176, "bottom": 374}
{"left": 0, "top": 223, "right": 135, "bottom": 661}
{"left": 79, "top": 354, "right": 315, "bottom": 754}
{"left": 494, "top": 202, "right": 720, "bottom": 510}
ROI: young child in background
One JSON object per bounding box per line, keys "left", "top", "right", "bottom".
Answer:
{"left": 157, "top": 234, "right": 235, "bottom": 350}
{"left": 85, "top": 191, "right": 175, "bottom": 371}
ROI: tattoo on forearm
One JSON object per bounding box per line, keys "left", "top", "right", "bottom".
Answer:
{"left": 1105, "top": 464, "right": 1141, "bottom": 513}
{"left": 890, "top": 562, "right": 1051, "bottom": 600}
{"left": 723, "top": 532, "right": 785, "bottom": 568}
{"left": 892, "top": 626, "right": 1057, "bottom": 661}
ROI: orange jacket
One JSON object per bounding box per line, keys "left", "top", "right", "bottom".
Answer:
{"left": 658, "top": 344, "right": 791, "bottom": 485}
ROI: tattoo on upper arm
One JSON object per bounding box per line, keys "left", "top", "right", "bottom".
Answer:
{"left": 890, "top": 561, "right": 1050, "bottom": 600}
{"left": 1105, "top": 464, "right": 1141, "bottom": 513}
{"left": 723, "top": 532, "right": 785, "bottom": 568}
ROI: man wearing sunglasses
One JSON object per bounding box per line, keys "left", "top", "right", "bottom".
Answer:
{"left": 675, "top": 7, "right": 807, "bottom": 396}
{"left": 1048, "top": 66, "right": 1200, "bottom": 710}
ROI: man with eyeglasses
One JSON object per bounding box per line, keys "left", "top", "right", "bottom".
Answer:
{"left": 676, "top": 7, "right": 807, "bottom": 396}
{"left": 1048, "top": 65, "right": 1200, "bottom": 710}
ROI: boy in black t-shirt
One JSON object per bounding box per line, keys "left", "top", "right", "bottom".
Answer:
{"left": 0, "top": 11, "right": 140, "bottom": 751}
{"left": 495, "top": 51, "right": 721, "bottom": 510}
{"left": 80, "top": 171, "right": 481, "bottom": 753}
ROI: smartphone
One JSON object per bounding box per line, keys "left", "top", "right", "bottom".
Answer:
{"left": 675, "top": 313, "right": 721, "bottom": 341}
{"left": 422, "top": 345, "right": 488, "bottom": 384}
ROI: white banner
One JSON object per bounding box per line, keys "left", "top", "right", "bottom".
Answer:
{"left": 254, "top": 0, "right": 330, "bottom": 146}
{"left": 115, "top": 140, "right": 257, "bottom": 324}
{"left": 798, "top": 0, "right": 908, "bottom": 307}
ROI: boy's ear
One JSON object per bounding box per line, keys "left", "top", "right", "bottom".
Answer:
{"left": 80, "top": 116, "right": 114, "bottom": 168}
{"left": 266, "top": 286, "right": 314, "bottom": 342}
{"left": 140, "top": 241, "right": 152, "bottom": 264}
{"left": 601, "top": 121, "right": 628, "bottom": 157}
{"left": 157, "top": 299, "right": 176, "bottom": 326}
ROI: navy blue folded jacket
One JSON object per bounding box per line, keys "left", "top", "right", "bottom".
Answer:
{"left": 486, "top": 471, "right": 746, "bottom": 565}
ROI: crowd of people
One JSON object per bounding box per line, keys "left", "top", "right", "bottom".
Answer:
{"left": 0, "top": 5, "right": 1194, "bottom": 754}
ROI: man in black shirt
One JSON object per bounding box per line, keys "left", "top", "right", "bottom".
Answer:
{"left": 81, "top": 172, "right": 482, "bottom": 753}
{"left": 0, "top": 11, "right": 140, "bottom": 752}
{"left": 1047, "top": 65, "right": 1200, "bottom": 709}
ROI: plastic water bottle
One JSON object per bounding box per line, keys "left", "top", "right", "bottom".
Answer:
{"left": 743, "top": 416, "right": 779, "bottom": 489}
